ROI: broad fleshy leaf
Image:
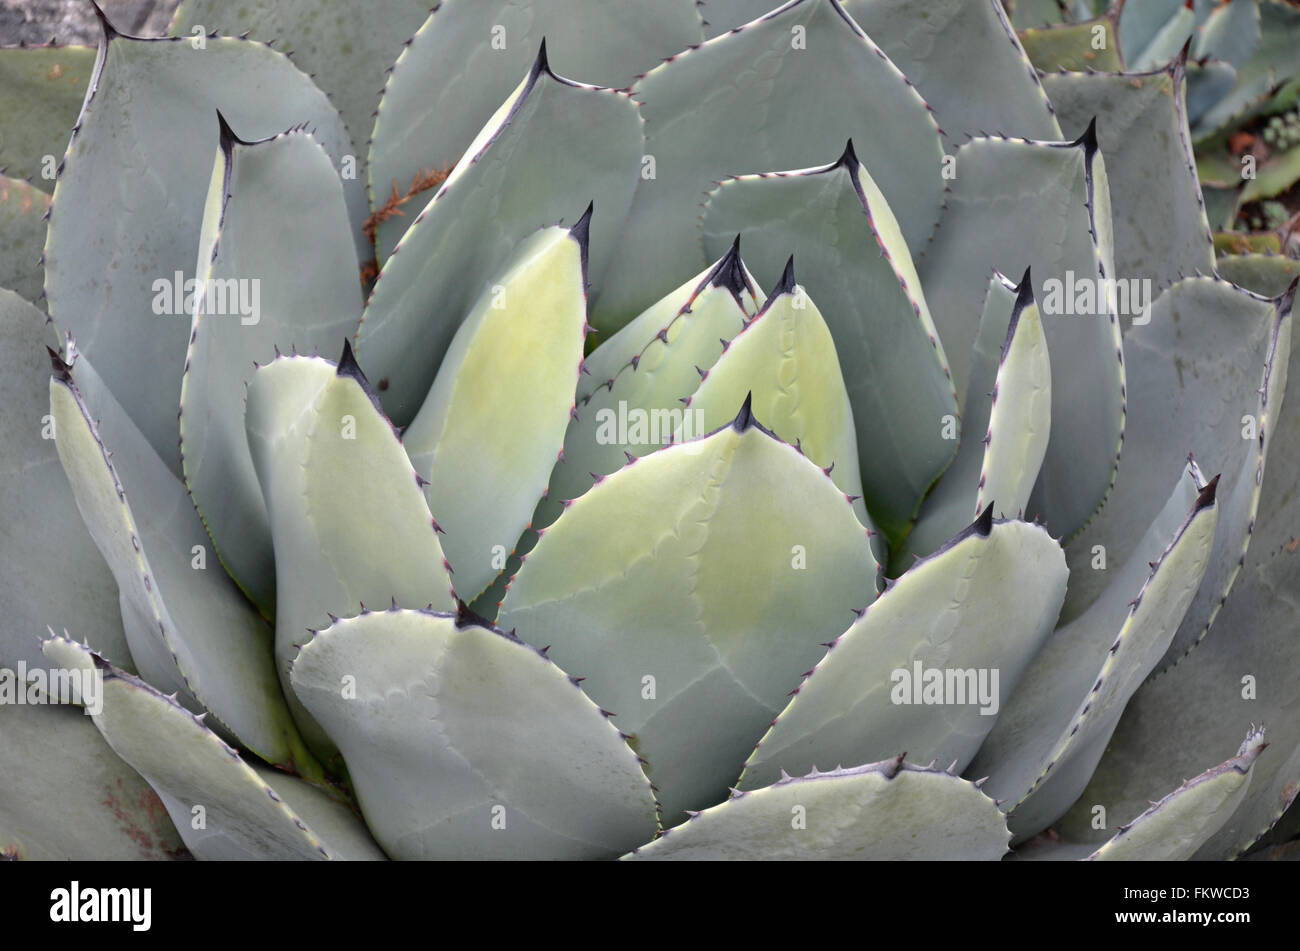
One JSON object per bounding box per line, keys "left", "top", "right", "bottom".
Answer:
{"left": 0, "top": 44, "right": 95, "bottom": 187}
{"left": 1125, "top": 0, "right": 1195, "bottom": 71}
{"left": 0, "top": 176, "right": 51, "bottom": 306}
{"left": 702, "top": 143, "right": 957, "bottom": 542}
{"left": 1062, "top": 278, "right": 1293, "bottom": 671}
{"left": 684, "top": 263, "right": 872, "bottom": 528}
{"left": 289, "top": 607, "right": 658, "bottom": 860}
{"left": 356, "top": 47, "right": 643, "bottom": 423}
{"left": 1217, "top": 253, "right": 1300, "bottom": 297}
{"left": 971, "top": 467, "right": 1220, "bottom": 840}
{"left": 1019, "top": 18, "right": 1122, "bottom": 73}
{"left": 1192, "top": 1, "right": 1300, "bottom": 140}
{"left": 403, "top": 219, "right": 589, "bottom": 601}
{"left": 43, "top": 635, "right": 380, "bottom": 860}
{"left": 901, "top": 273, "right": 1024, "bottom": 562}
{"left": 49, "top": 351, "right": 317, "bottom": 777}
{"left": 976, "top": 279, "right": 1052, "bottom": 519}
{"left": 625, "top": 760, "right": 1010, "bottom": 861}
{"left": 741, "top": 510, "right": 1067, "bottom": 791}
{"left": 844, "top": 0, "right": 1061, "bottom": 144}
{"left": 44, "top": 11, "right": 359, "bottom": 474}
{"left": 500, "top": 403, "right": 879, "bottom": 823}
{"left": 1040, "top": 58, "right": 1215, "bottom": 296}
{"left": 921, "top": 126, "right": 1124, "bottom": 542}
{"left": 595, "top": 0, "right": 946, "bottom": 333}
{"left": 171, "top": 0, "right": 433, "bottom": 151}
{"left": 0, "top": 693, "right": 185, "bottom": 860}
{"left": 541, "top": 244, "right": 761, "bottom": 536}
{"left": 180, "top": 118, "right": 362, "bottom": 615}
{"left": 368, "top": 0, "right": 701, "bottom": 259}
{"left": 244, "top": 350, "right": 456, "bottom": 762}
{"left": 0, "top": 288, "right": 128, "bottom": 672}
{"left": 1086, "top": 727, "right": 1267, "bottom": 861}
{"left": 1054, "top": 309, "right": 1300, "bottom": 859}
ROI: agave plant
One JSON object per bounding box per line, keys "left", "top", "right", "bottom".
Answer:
{"left": 0, "top": 0, "right": 1297, "bottom": 862}
{"left": 1013, "top": 0, "right": 1300, "bottom": 241}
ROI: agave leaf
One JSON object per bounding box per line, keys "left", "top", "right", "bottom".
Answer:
{"left": 1011, "top": 0, "right": 1071, "bottom": 29}
{"left": 541, "top": 246, "right": 760, "bottom": 536}
{"left": 684, "top": 265, "right": 871, "bottom": 529}
{"left": 0, "top": 176, "right": 51, "bottom": 306}
{"left": 1191, "top": 1, "right": 1300, "bottom": 140}
{"left": 1201, "top": 184, "right": 1243, "bottom": 232}
{"left": 1217, "top": 253, "right": 1300, "bottom": 297}
{"left": 1054, "top": 316, "right": 1300, "bottom": 859}
{"left": 403, "top": 219, "right": 589, "bottom": 602}
{"left": 1062, "top": 279, "right": 1292, "bottom": 670}
{"left": 42, "top": 635, "right": 380, "bottom": 860}
{"left": 1185, "top": 60, "right": 1240, "bottom": 127}
{"left": 975, "top": 283, "right": 1052, "bottom": 520}
{"left": 355, "top": 47, "right": 643, "bottom": 423}
{"left": 500, "top": 402, "right": 879, "bottom": 823}
{"left": 1239, "top": 146, "right": 1300, "bottom": 204}
{"left": 1019, "top": 18, "right": 1122, "bottom": 73}
{"left": 44, "top": 11, "right": 359, "bottom": 474}
{"left": 180, "top": 118, "right": 362, "bottom": 616}
{"left": 971, "top": 467, "right": 1220, "bottom": 841}
{"left": 0, "top": 288, "right": 128, "bottom": 671}
{"left": 701, "top": 144, "right": 957, "bottom": 543}
{"left": 920, "top": 127, "right": 1124, "bottom": 542}
{"left": 697, "top": 0, "right": 782, "bottom": 37}
{"left": 844, "top": 0, "right": 1061, "bottom": 143}
{"left": 1086, "top": 727, "right": 1266, "bottom": 861}
{"left": 171, "top": 0, "right": 432, "bottom": 154}
{"left": 1192, "top": 0, "right": 1261, "bottom": 70}
{"left": 368, "top": 0, "right": 701, "bottom": 260}
{"left": 897, "top": 274, "right": 1026, "bottom": 563}
{"left": 244, "top": 350, "right": 456, "bottom": 763}
{"left": 624, "top": 760, "right": 1010, "bottom": 861}
{"left": 741, "top": 510, "right": 1067, "bottom": 792}
{"left": 1126, "top": 0, "right": 1196, "bottom": 71}
{"left": 289, "top": 607, "right": 657, "bottom": 860}
{"left": 48, "top": 351, "right": 318, "bottom": 777}
{"left": 0, "top": 696, "right": 185, "bottom": 860}
{"left": 0, "top": 44, "right": 95, "bottom": 187}
{"left": 595, "top": 0, "right": 946, "bottom": 333}
{"left": 1039, "top": 60, "right": 1215, "bottom": 297}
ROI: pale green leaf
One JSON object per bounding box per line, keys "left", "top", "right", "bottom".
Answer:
{"left": 500, "top": 407, "right": 879, "bottom": 823}
{"left": 49, "top": 352, "right": 317, "bottom": 777}
{"left": 920, "top": 128, "right": 1124, "bottom": 542}
{"left": 403, "top": 220, "right": 588, "bottom": 601}
{"left": 595, "top": 0, "right": 945, "bottom": 333}
{"left": 368, "top": 0, "right": 701, "bottom": 259}
{"left": 289, "top": 608, "right": 658, "bottom": 860}
{"left": 971, "top": 468, "right": 1220, "bottom": 840}
{"left": 625, "top": 760, "right": 1010, "bottom": 861}
{"left": 702, "top": 144, "right": 957, "bottom": 542}
{"left": 742, "top": 512, "right": 1067, "bottom": 791}
{"left": 0, "top": 288, "right": 128, "bottom": 672}
{"left": 43, "top": 635, "right": 375, "bottom": 860}
{"left": 244, "top": 350, "right": 456, "bottom": 763}
{"left": 356, "top": 49, "right": 643, "bottom": 423}
{"left": 180, "top": 120, "right": 361, "bottom": 615}
{"left": 44, "top": 17, "right": 359, "bottom": 473}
